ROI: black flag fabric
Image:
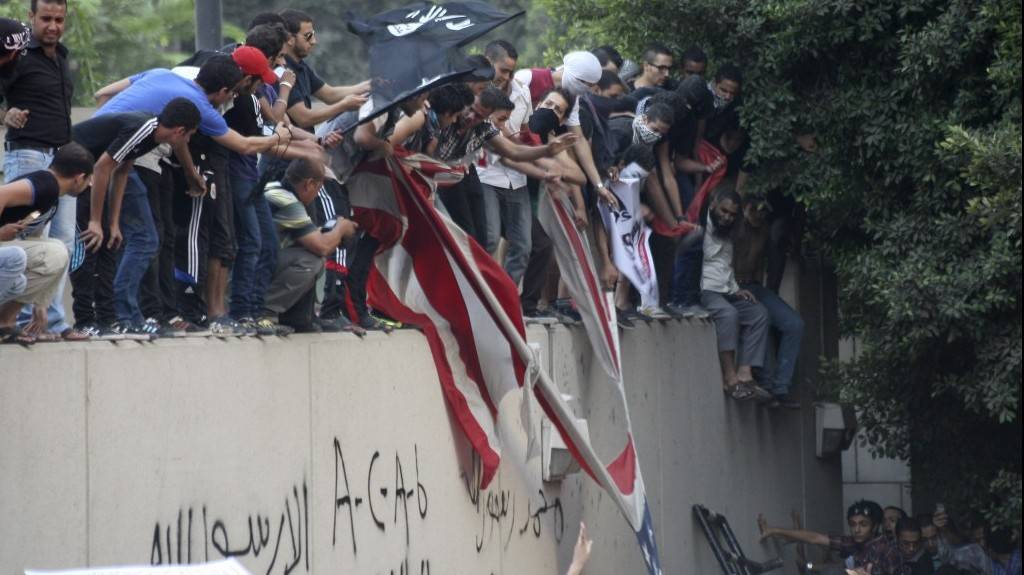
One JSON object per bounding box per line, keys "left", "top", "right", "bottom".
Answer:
{"left": 346, "top": 2, "right": 523, "bottom": 125}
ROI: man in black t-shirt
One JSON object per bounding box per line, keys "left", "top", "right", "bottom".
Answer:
{"left": 0, "top": 143, "right": 92, "bottom": 342}
{"left": 67, "top": 98, "right": 200, "bottom": 338}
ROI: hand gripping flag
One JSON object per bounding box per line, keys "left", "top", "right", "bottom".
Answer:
{"left": 347, "top": 151, "right": 661, "bottom": 574}
{"left": 346, "top": 2, "right": 523, "bottom": 125}
{"left": 599, "top": 164, "right": 661, "bottom": 310}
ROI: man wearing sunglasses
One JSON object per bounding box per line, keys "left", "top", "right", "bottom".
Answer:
{"left": 278, "top": 9, "right": 370, "bottom": 130}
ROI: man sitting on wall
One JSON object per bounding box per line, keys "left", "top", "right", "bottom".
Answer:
{"left": 261, "top": 157, "right": 357, "bottom": 333}
{"left": 699, "top": 187, "right": 772, "bottom": 401}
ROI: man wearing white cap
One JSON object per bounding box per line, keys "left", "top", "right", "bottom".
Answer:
{"left": 514, "top": 50, "right": 618, "bottom": 208}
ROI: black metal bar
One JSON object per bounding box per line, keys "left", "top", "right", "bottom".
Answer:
{"left": 195, "top": 0, "right": 223, "bottom": 51}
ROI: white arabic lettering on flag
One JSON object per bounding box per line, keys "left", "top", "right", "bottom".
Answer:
{"left": 387, "top": 5, "right": 474, "bottom": 37}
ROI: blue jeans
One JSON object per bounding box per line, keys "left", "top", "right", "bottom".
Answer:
{"left": 6, "top": 147, "right": 75, "bottom": 333}
{"left": 670, "top": 172, "right": 702, "bottom": 307}
{"left": 251, "top": 190, "right": 278, "bottom": 316}
{"left": 230, "top": 173, "right": 261, "bottom": 319}
{"left": 742, "top": 283, "right": 804, "bottom": 395}
{"left": 113, "top": 171, "right": 158, "bottom": 323}
{"left": 481, "top": 183, "right": 532, "bottom": 285}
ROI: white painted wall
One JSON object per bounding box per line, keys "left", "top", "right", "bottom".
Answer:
{"left": 1, "top": 321, "right": 842, "bottom": 574}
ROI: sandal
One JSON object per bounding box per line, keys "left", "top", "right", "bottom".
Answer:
{"left": 32, "top": 330, "right": 62, "bottom": 343}
{"left": 0, "top": 325, "right": 36, "bottom": 345}
{"left": 724, "top": 382, "right": 757, "bottom": 401}
{"left": 60, "top": 327, "right": 92, "bottom": 342}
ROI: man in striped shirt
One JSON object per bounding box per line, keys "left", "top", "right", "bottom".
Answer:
{"left": 69, "top": 97, "right": 200, "bottom": 338}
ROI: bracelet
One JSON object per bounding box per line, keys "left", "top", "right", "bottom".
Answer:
{"left": 280, "top": 81, "right": 293, "bottom": 89}
{"left": 275, "top": 98, "right": 287, "bottom": 105}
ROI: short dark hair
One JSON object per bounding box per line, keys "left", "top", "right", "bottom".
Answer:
{"left": 284, "top": 156, "right": 324, "bottom": 185}
{"left": 644, "top": 101, "right": 674, "bottom": 126}
{"left": 479, "top": 86, "right": 513, "bottom": 112}
{"left": 649, "top": 91, "right": 685, "bottom": 122}
{"left": 597, "top": 69, "right": 625, "bottom": 91}
{"left": 245, "top": 23, "right": 288, "bottom": 60}
{"left": 51, "top": 142, "right": 94, "bottom": 177}
{"left": 713, "top": 187, "right": 741, "bottom": 207}
{"left": 538, "top": 88, "right": 577, "bottom": 112}
{"left": 643, "top": 42, "right": 673, "bottom": 64}
{"left": 279, "top": 9, "right": 313, "bottom": 36}
{"left": 465, "top": 54, "right": 494, "bottom": 81}
{"left": 484, "top": 40, "right": 518, "bottom": 63}
{"left": 31, "top": 0, "right": 66, "bottom": 12}
{"left": 886, "top": 506, "right": 908, "bottom": 520}
{"left": 895, "top": 517, "right": 921, "bottom": 535}
{"left": 681, "top": 45, "right": 708, "bottom": 65}
{"left": 715, "top": 63, "right": 743, "bottom": 85}
{"left": 195, "top": 54, "right": 244, "bottom": 95}
{"left": 621, "top": 143, "right": 656, "bottom": 171}
{"left": 248, "top": 12, "right": 286, "bottom": 32}
{"left": 157, "top": 97, "right": 201, "bottom": 131}
{"left": 847, "top": 500, "right": 885, "bottom": 526}
{"left": 592, "top": 45, "right": 624, "bottom": 70}
{"left": 429, "top": 83, "right": 474, "bottom": 116}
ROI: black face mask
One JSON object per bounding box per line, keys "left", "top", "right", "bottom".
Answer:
{"left": 528, "top": 108, "right": 561, "bottom": 143}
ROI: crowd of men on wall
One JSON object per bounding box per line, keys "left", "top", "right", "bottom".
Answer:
{"left": 3, "top": 0, "right": 818, "bottom": 409}
{"left": 759, "top": 500, "right": 1021, "bottom": 575}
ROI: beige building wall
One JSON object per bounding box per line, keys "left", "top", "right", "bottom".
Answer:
{"left": 2, "top": 320, "right": 842, "bottom": 575}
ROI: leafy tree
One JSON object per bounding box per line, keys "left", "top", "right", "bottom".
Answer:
{"left": 541, "top": 0, "right": 1022, "bottom": 527}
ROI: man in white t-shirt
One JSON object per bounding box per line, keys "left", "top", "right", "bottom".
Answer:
{"left": 478, "top": 40, "right": 533, "bottom": 284}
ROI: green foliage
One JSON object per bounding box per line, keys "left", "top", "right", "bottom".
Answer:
{"left": 543, "top": 0, "right": 1022, "bottom": 527}
{"left": 2, "top": 0, "right": 200, "bottom": 106}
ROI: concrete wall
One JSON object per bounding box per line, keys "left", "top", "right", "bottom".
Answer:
{"left": 2, "top": 320, "right": 842, "bottom": 574}
{"left": 838, "top": 338, "right": 914, "bottom": 517}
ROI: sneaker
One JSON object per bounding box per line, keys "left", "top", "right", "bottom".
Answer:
{"left": 639, "top": 305, "right": 673, "bottom": 320}
{"left": 238, "top": 316, "right": 272, "bottom": 337}
{"left": 523, "top": 308, "right": 559, "bottom": 325}
{"left": 248, "top": 317, "right": 278, "bottom": 337}
{"left": 358, "top": 314, "right": 393, "bottom": 333}
{"left": 552, "top": 298, "right": 582, "bottom": 324}
{"left": 109, "top": 320, "right": 157, "bottom": 341}
{"left": 167, "top": 316, "right": 210, "bottom": 337}
{"left": 615, "top": 308, "right": 636, "bottom": 330}
{"left": 682, "top": 304, "right": 711, "bottom": 319}
{"left": 144, "top": 317, "right": 182, "bottom": 339}
{"left": 209, "top": 315, "right": 246, "bottom": 337}
{"left": 662, "top": 303, "right": 684, "bottom": 319}
{"left": 75, "top": 323, "right": 102, "bottom": 338}
{"left": 369, "top": 311, "right": 403, "bottom": 330}
{"left": 95, "top": 323, "right": 126, "bottom": 341}
{"left": 255, "top": 317, "right": 294, "bottom": 336}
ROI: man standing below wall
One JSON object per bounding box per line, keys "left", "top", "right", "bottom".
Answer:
{"left": 0, "top": 0, "right": 88, "bottom": 341}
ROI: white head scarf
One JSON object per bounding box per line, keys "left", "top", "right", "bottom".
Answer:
{"left": 560, "top": 51, "right": 602, "bottom": 96}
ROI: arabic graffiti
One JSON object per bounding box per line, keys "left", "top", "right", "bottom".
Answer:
{"left": 462, "top": 452, "right": 564, "bottom": 554}
{"left": 150, "top": 482, "right": 309, "bottom": 575}
{"left": 332, "top": 438, "right": 430, "bottom": 557}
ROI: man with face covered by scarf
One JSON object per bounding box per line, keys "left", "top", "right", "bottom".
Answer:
{"left": 515, "top": 51, "right": 619, "bottom": 210}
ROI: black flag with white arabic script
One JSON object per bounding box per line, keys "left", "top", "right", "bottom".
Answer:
{"left": 346, "top": 2, "right": 522, "bottom": 124}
